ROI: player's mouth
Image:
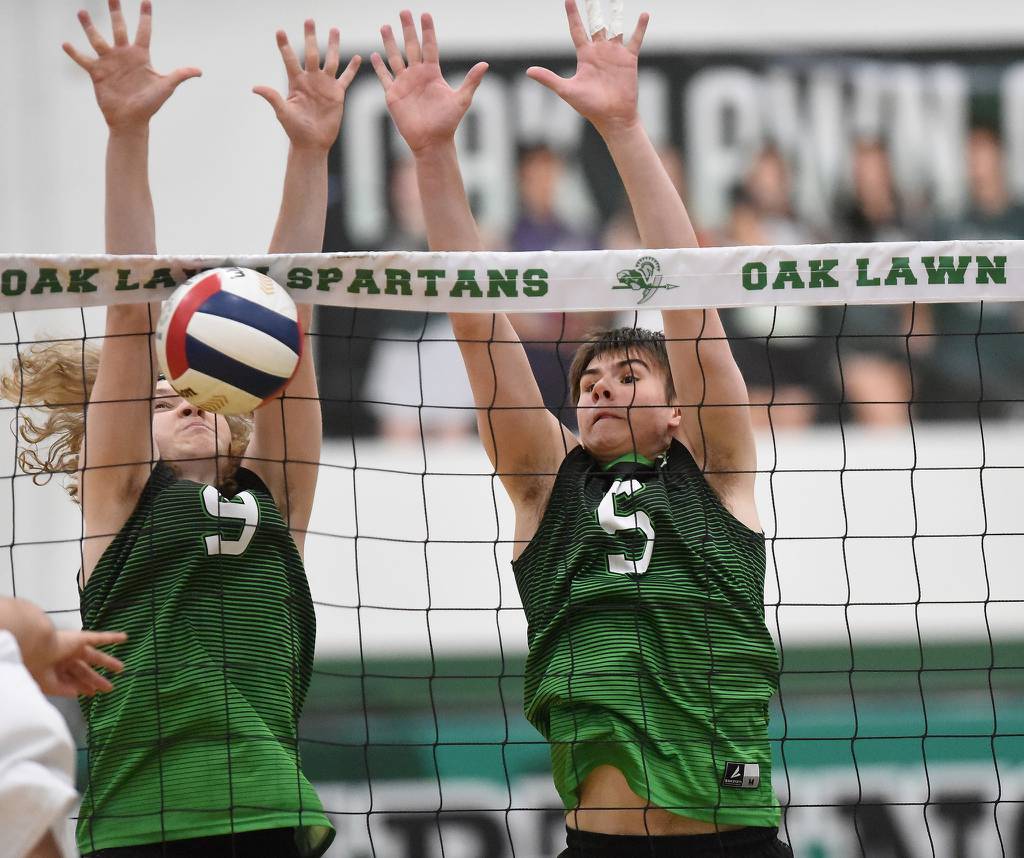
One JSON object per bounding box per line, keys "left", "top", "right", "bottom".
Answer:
{"left": 592, "top": 410, "right": 620, "bottom": 425}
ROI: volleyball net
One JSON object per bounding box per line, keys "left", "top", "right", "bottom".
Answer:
{"left": 2, "top": 241, "right": 1023, "bottom": 857}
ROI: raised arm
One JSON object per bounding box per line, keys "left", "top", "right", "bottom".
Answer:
{"left": 244, "top": 21, "right": 360, "bottom": 552}
{"left": 373, "top": 11, "right": 575, "bottom": 517}
{"left": 528, "top": 0, "right": 758, "bottom": 528}
{"left": 63, "top": 0, "right": 201, "bottom": 573}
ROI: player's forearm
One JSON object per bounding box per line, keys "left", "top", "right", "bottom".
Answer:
{"left": 268, "top": 145, "right": 330, "bottom": 254}
{"left": 413, "top": 140, "right": 484, "bottom": 252}
{"left": 600, "top": 121, "right": 698, "bottom": 251}
{"left": 105, "top": 128, "right": 157, "bottom": 256}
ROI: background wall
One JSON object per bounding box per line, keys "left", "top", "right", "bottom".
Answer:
{"left": 2, "top": 0, "right": 1024, "bottom": 256}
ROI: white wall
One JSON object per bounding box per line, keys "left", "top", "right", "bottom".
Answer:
{"left": 2, "top": 0, "right": 1024, "bottom": 257}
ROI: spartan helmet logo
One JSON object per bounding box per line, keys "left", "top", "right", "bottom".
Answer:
{"left": 614, "top": 255, "right": 680, "bottom": 305}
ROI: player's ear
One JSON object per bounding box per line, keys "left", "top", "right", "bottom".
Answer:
{"left": 668, "top": 404, "right": 682, "bottom": 429}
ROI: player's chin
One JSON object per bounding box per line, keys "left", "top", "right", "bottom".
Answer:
{"left": 581, "top": 423, "right": 628, "bottom": 457}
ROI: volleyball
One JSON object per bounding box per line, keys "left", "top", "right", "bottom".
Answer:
{"left": 155, "top": 267, "right": 302, "bottom": 415}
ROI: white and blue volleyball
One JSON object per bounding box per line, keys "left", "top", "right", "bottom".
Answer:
{"left": 155, "top": 267, "right": 302, "bottom": 415}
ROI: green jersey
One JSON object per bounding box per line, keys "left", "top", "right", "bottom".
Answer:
{"left": 513, "top": 440, "right": 780, "bottom": 827}
{"left": 78, "top": 464, "right": 333, "bottom": 856}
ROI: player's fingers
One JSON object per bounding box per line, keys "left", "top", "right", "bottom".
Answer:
{"left": 303, "top": 19, "right": 319, "bottom": 72}
{"left": 276, "top": 30, "right": 302, "bottom": 79}
{"left": 80, "top": 630, "right": 128, "bottom": 648}
{"left": 421, "top": 13, "right": 439, "bottom": 63}
{"left": 108, "top": 0, "right": 130, "bottom": 46}
{"left": 167, "top": 67, "right": 202, "bottom": 90}
{"left": 564, "top": 0, "right": 589, "bottom": 48}
{"left": 134, "top": 0, "right": 152, "bottom": 47}
{"left": 324, "top": 26, "right": 340, "bottom": 76}
{"left": 627, "top": 12, "right": 649, "bottom": 54}
{"left": 380, "top": 24, "right": 405, "bottom": 74}
{"left": 583, "top": 0, "right": 606, "bottom": 38}
{"left": 399, "top": 9, "right": 422, "bottom": 65}
{"left": 75, "top": 661, "right": 114, "bottom": 694}
{"left": 78, "top": 10, "right": 111, "bottom": 55}
{"left": 609, "top": 0, "right": 625, "bottom": 38}
{"left": 337, "top": 54, "right": 362, "bottom": 91}
{"left": 526, "top": 66, "right": 568, "bottom": 97}
{"left": 82, "top": 645, "right": 125, "bottom": 673}
{"left": 457, "top": 61, "right": 489, "bottom": 104}
{"left": 370, "top": 52, "right": 393, "bottom": 91}
{"left": 62, "top": 42, "right": 94, "bottom": 70}
{"left": 252, "top": 85, "right": 286, "bottom": 114}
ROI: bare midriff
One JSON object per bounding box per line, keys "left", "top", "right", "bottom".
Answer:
{"left": 566, "top": 766, "right": 747, "bottom": 836}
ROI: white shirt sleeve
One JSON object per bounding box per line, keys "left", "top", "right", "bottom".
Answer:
{"left": 0, "top": 630, "right": 78, "bottom": 858}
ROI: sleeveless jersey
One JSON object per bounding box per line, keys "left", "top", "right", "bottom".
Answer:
{"left": 77, "top": 464, "right": 333, "bottom": 856}
{"left": 513, "top": 440, "right": 780, "bottom": 827}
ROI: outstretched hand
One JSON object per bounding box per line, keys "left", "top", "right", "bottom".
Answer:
{"left": 63, "top": 0, "right": 201, "bottom": 131}
{"left": 527, "top": 0, "right": 649, "bottom": 136}
{"left": 254, "top": 20, "right": 361, "bottom": 153}
{"left": 372, "top": 11, "right": 488, "bottom": 154}
{"left": 32, "top": 629, "right": 127, "bottom": 698}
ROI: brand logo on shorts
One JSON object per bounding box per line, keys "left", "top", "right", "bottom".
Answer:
{"left": 721, "top": 761, "right": 761, "bottom": 789}
{"left": 613, "top": 256, "right": 680, "bottom": 305}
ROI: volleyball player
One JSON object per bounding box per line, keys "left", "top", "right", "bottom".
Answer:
{"left": 1, "top": 2, "right": 359, "bottom": 855}
{"left": 1, "top": 597, "right": 124, "bottom": 858}
{"left": 372, "top": 3, "right": 791, "bottom": 855}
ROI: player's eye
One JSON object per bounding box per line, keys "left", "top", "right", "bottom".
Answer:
{"left": 622, "top": 374, "right": 637, "bottom": 384}
{"left": 154, "top": 401, "right": 171, "bottom": 410}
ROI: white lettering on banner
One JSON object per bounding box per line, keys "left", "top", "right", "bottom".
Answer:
{"left": 341, "top": 78, "right": 391, "bottom": 245}
{"left": 333, "top": 60, "right": 1024, "bottom": 241}
{"left": 1005, "top": 62, "right": 1024, "bottom": 202}
{"left": 308, "top": 766, "right": 1024, "bottom": 857}
{"left": 455, "top": 76, "right": 515, "bottom": 241}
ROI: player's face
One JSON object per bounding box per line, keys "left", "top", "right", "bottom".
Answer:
{"left": 576, "top": 351, "right": 680, "bottom": 461}
{"left": 151, "top": 381, "right": 232, "bottom": 463}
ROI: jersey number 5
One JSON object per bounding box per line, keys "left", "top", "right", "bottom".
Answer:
{"left": 597, "top": 478, "right": 655, "bottom": 576}
{"left": 202, "top": 486, "right": 260, "bottom": 556}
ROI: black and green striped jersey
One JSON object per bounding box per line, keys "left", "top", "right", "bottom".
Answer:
{"left": 77, "top": 464, "right": 333, "bottom": 856}
{"left": 513, "top": 440, "right": 780, "bottom": 827}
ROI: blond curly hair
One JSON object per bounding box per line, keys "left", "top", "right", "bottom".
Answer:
{"left": 0, "top": 340, "right": 253, "bottom": 502}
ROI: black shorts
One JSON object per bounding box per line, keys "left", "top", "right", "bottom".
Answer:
{"left": 82, "top": 827, "right": 302, "bottom": 858}
{"left": 557, "top": 825, "right": 794, "bottom": 858}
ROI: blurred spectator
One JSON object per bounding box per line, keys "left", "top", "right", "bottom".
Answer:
{"left": 509, "top": 145, "right": 607, "bottom": 429}
{"left": 721, "top": 152, "right": 837, "bottom": 430}
{"left": 918, "top": 126, "right": 1024, "bottom": 418}
{"left": 832, "top": 140, "right": 915, "bottom": 427}
{"left": 361, "top": 159, "right": 476, "bottom": 441}
{"left": 511, "top": 145, "right": 594, "bottom": 253}
{"left": 743, "top": 146, "right": 815, "bottom": 246}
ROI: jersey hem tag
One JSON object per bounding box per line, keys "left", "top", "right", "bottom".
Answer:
{"left": 721, "top": 762, "right": 760, "bottom": 789}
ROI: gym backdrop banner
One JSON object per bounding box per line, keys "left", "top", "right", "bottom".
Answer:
{"left": 326, "top": 47, "right": 1024, "bottom": 248}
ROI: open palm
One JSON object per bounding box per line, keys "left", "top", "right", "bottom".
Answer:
{"left": 372, "top": 11, "right": 487, "bottom": 154}
{"left": 527, "top": 0, "right": 649, "bottom": 135}
{"left": 254, "top": 20, "right": 361, "bottom": 152}
{"left": 63, "top": 0, "right": 200, "bottom": 130}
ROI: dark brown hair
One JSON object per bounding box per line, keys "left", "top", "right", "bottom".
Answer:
{"left": 568, "top": 327, "right": 676, "bottom": 404}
